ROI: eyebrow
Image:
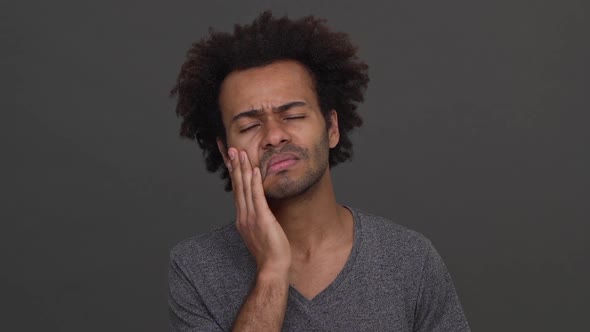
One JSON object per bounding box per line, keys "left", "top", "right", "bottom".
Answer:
{"left": 231, "top": 101, "right": 307, "bottom": 124}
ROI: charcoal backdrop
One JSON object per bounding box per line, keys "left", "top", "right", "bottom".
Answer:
{"left": 4, "top": 0, "right": 588, "bottom": 331}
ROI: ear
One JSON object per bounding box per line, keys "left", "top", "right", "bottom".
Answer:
{"left": 216, "top": 137, "right": 230, "bottom": 165}
{"left": 327, "top": 110, "right": 340, "bottom": 148}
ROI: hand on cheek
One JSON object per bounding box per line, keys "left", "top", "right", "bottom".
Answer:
{"left": 225, "top": 147, "right": 291, "bottom": 276}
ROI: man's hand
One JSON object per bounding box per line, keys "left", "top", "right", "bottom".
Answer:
{"left": 226, "top": 147, "right": 292, "bottom": 278}
{"left": 225, "top": 148, "right": 291, "bottom": 331}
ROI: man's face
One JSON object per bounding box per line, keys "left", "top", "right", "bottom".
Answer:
{"left": 217, "top": 60, "right": 339, "bottom": 200}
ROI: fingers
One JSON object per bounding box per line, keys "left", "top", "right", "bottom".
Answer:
{"left": 227, "top": 148, "right": 271, "bottom": 228}
{"left": 240, "top": 151, "right": 272, "bottom": 219}
{"left": 228, "top": 148, "right": 247, "bottom": 224}
{"left": 251, "top": 166, "right": 270, "bottom": 213}
{"left": 226, "top": 149, "right": 290, "bottom": 273}
{"left": 240, "top": 151, "right": 256, "bottom": 222}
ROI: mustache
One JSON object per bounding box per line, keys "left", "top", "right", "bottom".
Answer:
{"left": 260, "top": 144, "right": 308, "bottom": 169}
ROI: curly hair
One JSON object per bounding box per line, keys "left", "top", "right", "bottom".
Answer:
{"left": 170, "top": 11, "right": 369, "bottom": 191}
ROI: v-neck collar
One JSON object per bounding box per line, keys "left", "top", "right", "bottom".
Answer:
{"left": 287, "top": 206, "right": 363, "bottom": 306}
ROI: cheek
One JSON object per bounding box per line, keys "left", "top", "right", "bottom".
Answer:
{"left": 226, "top": 133, "right": 258, "bottom": 152}
{"left": 247, "top": 148, "right": 262, "bottom": 167}
{"left": 228, "top": 138, "right": 262, "bottom": 166}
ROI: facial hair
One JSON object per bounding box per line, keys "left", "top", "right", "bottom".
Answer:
{"left": 261, "top": 131, "right": 330, "bottom": 200}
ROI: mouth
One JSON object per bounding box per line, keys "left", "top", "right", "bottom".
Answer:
{"left": 265, "top": 153, "right": 300, "bottom": 175}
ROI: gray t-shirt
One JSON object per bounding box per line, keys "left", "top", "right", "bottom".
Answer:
{"left": 168, "top": 207, "right": 470, "bottom": 331}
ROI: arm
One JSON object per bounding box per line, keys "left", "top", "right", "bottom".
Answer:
{"left": 223, "top": 147, "right": 292, "bottom": 332}
{"left": 232, "top": 271, "right": 289, "bottom": 331}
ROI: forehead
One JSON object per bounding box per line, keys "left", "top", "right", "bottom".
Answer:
{"left": 218, "top": 60, "right": 317, "bottom": 117}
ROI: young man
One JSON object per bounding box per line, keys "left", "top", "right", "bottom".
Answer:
{"left": 168, "top": 12, "right": 470, "bottom": 331}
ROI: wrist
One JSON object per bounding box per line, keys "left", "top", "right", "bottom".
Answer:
{"left": 256, "top": 267, "right": 289, "bottom": 287}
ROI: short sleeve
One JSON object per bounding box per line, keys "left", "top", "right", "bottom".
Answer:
{"left": 168, "top": 252, "right": 224, "bottom": 332}
{"left": 413, "top": 242, "right": 471, "bottom": 332}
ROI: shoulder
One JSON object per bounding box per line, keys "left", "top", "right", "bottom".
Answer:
{"left": 168, "top": 223, "right": 256, "bottom": 330}
{"left": 348, "top": 206, "right": 437, "bottom": 274}
{"left": 351, "top": 207, "right": 432, "bottom": 251}
{"left": 169, "top": 222, "right": 247, "bottom": 268}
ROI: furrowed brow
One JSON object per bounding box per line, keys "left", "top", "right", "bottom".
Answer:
{"left": 275, "top": 101, "right": 307, "bottom": 113}
{"left": 231, "top": 109, "right": 263, "bottom": 124}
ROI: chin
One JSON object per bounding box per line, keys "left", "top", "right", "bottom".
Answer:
{"left": 263, "top": 169, "right": 323, "bottom": 201}
{"left": 265, "top": 183, "right": 309, "bottom": 200}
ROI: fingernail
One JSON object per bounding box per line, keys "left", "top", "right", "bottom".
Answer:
{"left": 240, "top": 151, "right": 245, "bottom": 163}
{"left": 228, "top": 149, "right": 235, "bottom": 160}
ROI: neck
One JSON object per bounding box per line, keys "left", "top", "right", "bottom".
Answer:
{"left": 268, "top": 168, "right": 352, "bottom": 258}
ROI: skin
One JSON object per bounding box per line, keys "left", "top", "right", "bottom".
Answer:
{"left": 216, "top": 60, "right": 354, "bottom": 331}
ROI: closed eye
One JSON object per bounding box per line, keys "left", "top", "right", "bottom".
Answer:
{"left": 239, "top": 124, "right": 260, "bottom": 132}
{"left": 285, "top": 115, "right": 306, "bottom": 120}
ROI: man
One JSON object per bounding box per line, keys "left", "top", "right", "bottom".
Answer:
{"left": 168, "top": 11, "right": 470, "bottom": 331}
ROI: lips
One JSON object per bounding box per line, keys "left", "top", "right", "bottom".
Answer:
{"left": 265, "top": 153, "right": 299, "bottom": 175}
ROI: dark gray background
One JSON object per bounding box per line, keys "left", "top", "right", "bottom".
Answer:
{"left": 4, "top": 0, "right": 588, "bottom": 331}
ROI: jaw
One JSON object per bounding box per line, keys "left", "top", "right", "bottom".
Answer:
{"left": 264, "top": 164, "right": 330, "bottom": 202}
{"left": 266, "top": 166, "right": 336, "bottom": 219}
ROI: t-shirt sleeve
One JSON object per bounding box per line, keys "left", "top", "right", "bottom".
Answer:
{"left": 168, "top": 252, "right": 224, "bottom": 332}
{"left": 413, "top": 242, "right": 471, "bottom": 332}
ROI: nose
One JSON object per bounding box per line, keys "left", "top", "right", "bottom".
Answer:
{"left": 261, "top": 118, "right": 291, "bottom": 149}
